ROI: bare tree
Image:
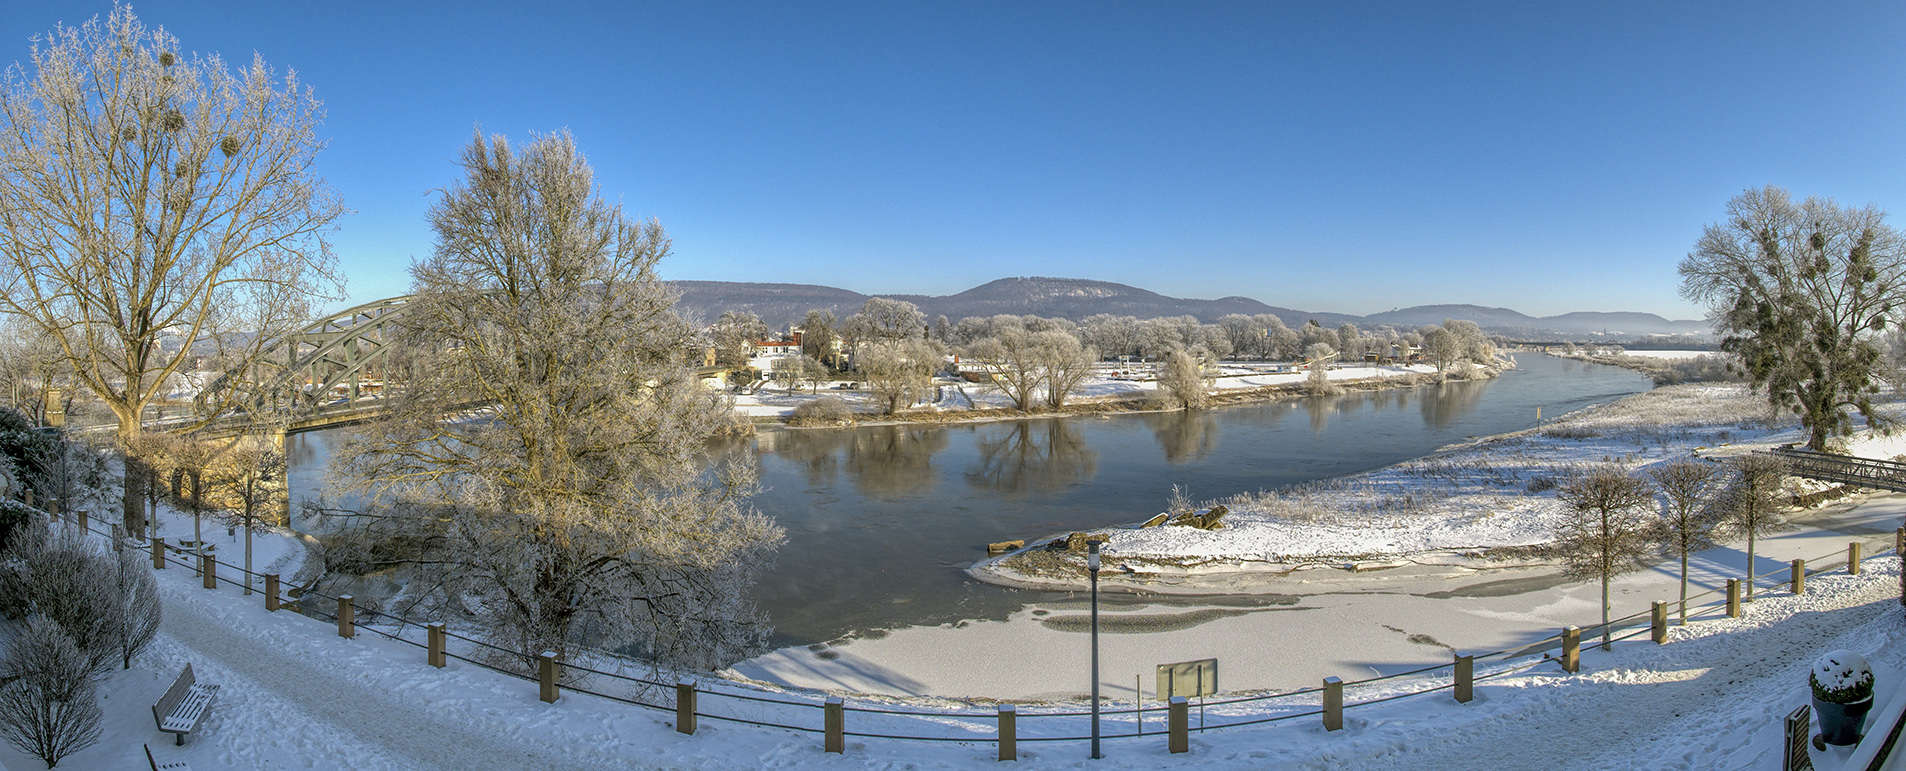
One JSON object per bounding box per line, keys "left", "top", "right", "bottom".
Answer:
{"left": 0, "top": 7, "right": 347, "bottom": 535}
{"left": 1038, "top": 331, "right": 1097, "bottom": 409}
{"left": 1649, "top": 459, "right": 1723, "bottom": 624}
{"left": 961, "top": 328, "right": 1098, "bottom": 411}
{"left": 1723, "top": 453, "right": 1788, "bottom": 599}
{"left": 1157, "top": 347, "right": 1213, "bottom": 409}
{"left": 0, "top": 318, "right": 68, "bottom": 425}
{"left": 857, "top": 338, "right": 941, "bottom": 414}
{"left": 0, "top": 616, "right": 101, "bottom": 768}
{"left": 1555, "top": 466, "right": 1657, "bottom": 650}
{"left": 769, "top": 356, "right": 802, "bottom": 392}
{"left": 962, "top": 330, "right": 1043, "bottom": 410}
{"left": 1680, "top": 187, "right": 1906, "bottom": 450}
{"left": 205, "top": 441, "right": 285, "bottom": 595}
{"left": 798, "top": 309, "right": 838, "bottom": 366}
{"left": 1420, "top": 327, "right": 1459, "bottom": 373}
{"left": 331, "top": 131, "right": 782, "bottom": 669}
{"left": 110, "top": 543, "right": 160, "bottom": 669}
{"left": 708, "top": 310, "right": 769, "bottom": 370}
{"left": 800, "top": 354, "right": 831, "bottom": 392}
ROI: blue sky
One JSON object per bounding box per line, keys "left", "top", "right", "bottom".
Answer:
{"left": 4, "top": 2, "right": 1903, "bottom": 319}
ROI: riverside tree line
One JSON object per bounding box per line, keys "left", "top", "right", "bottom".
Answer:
{"left": 713, "top": 299, "right": 1506, "bottom": 417}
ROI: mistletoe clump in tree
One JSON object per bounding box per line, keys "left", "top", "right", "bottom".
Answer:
{"left": 1679, "top": 186, "right": 1906, "bottom": 451}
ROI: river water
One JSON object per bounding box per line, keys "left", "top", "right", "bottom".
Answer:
{"left": 286, "top": 354, "right": 1650, "bottom": 648}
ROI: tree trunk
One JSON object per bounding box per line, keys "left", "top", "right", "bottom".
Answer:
{"left": 1746, "top": 530, "right": 1756, "bottom": 601}
{"left": 244, "top": 516, "right": 253, "bottom": 596}
{"left": 1679, "top": 550, "right": 1689, "bottom": 625}
{"left": 120, "top": 456, "right": 146, "bottom": 536}
{"left": 1601, "top": 574, "right": 1611, "bottom": 651}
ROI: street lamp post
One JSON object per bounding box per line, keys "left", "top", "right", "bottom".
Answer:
{"left": 1088, "top": 540, "right": 1102, "bottom": 760}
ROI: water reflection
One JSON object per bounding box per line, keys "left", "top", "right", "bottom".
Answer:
{"left": 1143, "top": 409, "right": 1221, "bottom": 463}
{"left": 965, "top": 419, "right": 1098, "bottom": 496}
{"left": 1419, "top": 379, "right": 1489, "bottom": 428}
{"left": 843, "top": 426, "right": 948, "bottom": 499}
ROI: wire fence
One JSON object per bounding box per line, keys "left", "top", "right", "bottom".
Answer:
{"left": 15, "top": 491, "right": 1903, "bottom": 750}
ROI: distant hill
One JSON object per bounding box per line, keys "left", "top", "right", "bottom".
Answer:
{"left": 666, "top": 276, "right": 1708, "bottom": 339}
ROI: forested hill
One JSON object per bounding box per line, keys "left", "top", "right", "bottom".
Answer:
{"left": 667, "top": 276, "right": 1708, "bottom": 338}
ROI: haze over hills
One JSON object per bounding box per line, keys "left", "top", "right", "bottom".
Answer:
{"left": 669, "top": 276, "right": 1710, "bottom": 339}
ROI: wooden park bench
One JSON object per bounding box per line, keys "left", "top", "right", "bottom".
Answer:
{"left": 151, "top": 663, "right": 218, "bottom": 745}
{"left": 144, "top": 743, "right": 193, "bottom": 770}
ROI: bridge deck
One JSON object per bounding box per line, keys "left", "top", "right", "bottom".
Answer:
{"left": 1771, "top": 447, "right": 1906, "bottom": 493}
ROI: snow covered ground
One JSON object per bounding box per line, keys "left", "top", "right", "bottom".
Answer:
{"left": 15, "top": 509, "right": 1906, "bottom": 770}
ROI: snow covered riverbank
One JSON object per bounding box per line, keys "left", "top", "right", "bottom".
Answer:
{"left": 968, "top": 382, "right": 1879, "bottom": 592}
{"left": 733, "top": 360, "right": 1478, "bottom": 425}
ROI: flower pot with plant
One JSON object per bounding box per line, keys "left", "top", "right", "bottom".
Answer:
{"left": 1812, "top": 649, "right": 1875, "bottom": 749}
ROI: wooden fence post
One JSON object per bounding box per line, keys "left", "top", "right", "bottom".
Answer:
{"left": 427, "top": 623, "right": 446, "bottom": 668}
{"left": 1454, "top": 654, "right": 1473, "bottom": 704}
{"left": 24, "top": 489, "right": 32, "bottom": 508}
{"left": 264, "top": 574, "right": 280, "bottom": 611}
{"left": 151, "top": 537, "right": 165, "bottom": 570}
{"left": 1792, "top": 559, "right": 1805, "bottom": 595}
{"left": 1849, "top": 542, "right": 1862, "bottom": 575}
{"left": 1168, "top": 696, "right": 1189, "bottom": 753}
{"left": 676, "top": 679, "right": 697, "bottom": 735}
{"left": 1560, "top": 626, "right": 1580, "bottom": 673}
{"left": 74, "top": 508, "right": 84, "bottom": 533}
{"left": 1322, "top": 676, "right": 1343, "bottom": 731}
{"left": 824, "top": 697, "right": 844, "bottom": 753}
{"left": 997, "top": 704, "right": 1015, "bottom": 761}
{"left": 538, "top": 652, "right": 560, "bottom": 703}
{"left": 1726, "top": 579, "right": 1741, "bottom": 618}
{"left": 1651, "top": 601, "right": 1667, "bottom": 644}
{"left": 200, "top": 553, "right": 216, "bottom": 590}
{"left": 337, "top": 595, "right": 355, "bottom": 638}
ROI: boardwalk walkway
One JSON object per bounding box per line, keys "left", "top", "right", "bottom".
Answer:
{"left": 1772, "top": 447, "right": 1906, "bottom": 493}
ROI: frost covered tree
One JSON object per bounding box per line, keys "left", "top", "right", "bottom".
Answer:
{"left": 1157, "top": 347, "right": 1212, "bottom": 409}
{"left": 844, "top": 297, "right": 926, "bottom": 343}
{"left": 0, "top": 7, "right": 346, "bottom": 535}
{"left": 1037, "top": 331, "right": 1097, "bottom": 408}
{"left": 961, "top": 329, "right": 1098, "bottom": 411}
{"left": 331, "top": 131, "right": 783, "bottom": 670}
{"left": 1555, "top": 466, "right": 1657, "bottom": 651}
{"left": 0, "top": 529, "right": 126, "bottom": 678}
{"left": 858, "top": 338, "right": 941, "bottom": 414}
{"left": 708, "top": 311, "right": 769, "bottom": 370}
{"left": 1722, "top": 453, "right": 1788, "bottom": 600}
{"left": 962, "top": 329, "right": 1043, "bottom": 410}
{"left": 1680, "top": 186, "right": 1906, "bottom": 451}
{"left": 1648, "top": 459, "right": 1723, "bottom": 624}
{"left": 0, "top": 616, "right": 101, "bottom": 768}
{"left": 1304, "top": 343, "right": 1339, "bottom": 396}
{"left": 1420, "top": 326, "right": 1459, "bottom": 373}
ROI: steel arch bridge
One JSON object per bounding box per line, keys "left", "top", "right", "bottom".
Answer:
{"left": 196, "top": 295, "right": 413, "bottom": 435}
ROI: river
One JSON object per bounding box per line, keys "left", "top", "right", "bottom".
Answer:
{"left": 286, "top": 353, "right": 1651, "bottom": 648}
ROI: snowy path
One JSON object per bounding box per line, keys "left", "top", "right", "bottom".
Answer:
{"left": 157, "top": 588, "right": 616, "bottom": 770}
